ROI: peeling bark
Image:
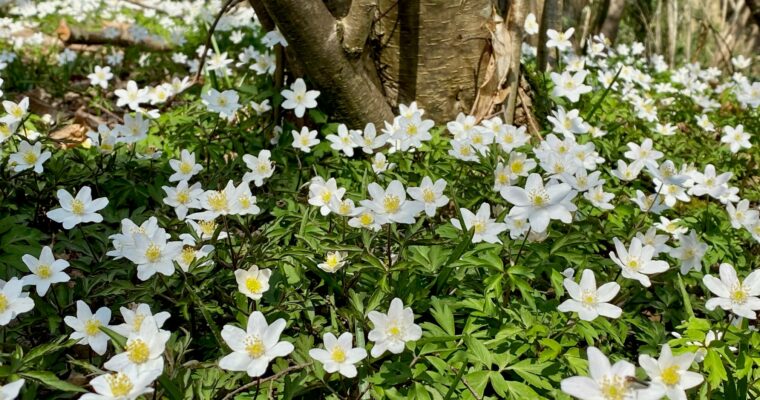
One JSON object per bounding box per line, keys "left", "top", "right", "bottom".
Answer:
{"left": 337, "top": 0, "right": 378, "bottom": 55}
{"left": 259, "top": 0, "right": 393, "bottom": 127}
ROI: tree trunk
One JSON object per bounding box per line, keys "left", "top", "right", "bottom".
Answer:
{"left": 600, "top": 0, "right": 625, "bottom": 43}
{"left": 256, "top": 0, "right": 498, "bottom": 126}
{"left": 537, "top": 0, "right": 562, "bottom": 72}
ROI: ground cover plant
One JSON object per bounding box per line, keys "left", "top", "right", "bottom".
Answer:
{"left": 0, "top": 0, "right": 759, "bottom": 399}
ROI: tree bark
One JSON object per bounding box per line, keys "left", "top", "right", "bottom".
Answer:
{"left": 259, "top": 0, "right": 393, "bottom": 128}
{"left": 748, "top": 0, "right": 760, "bottom": 28}
{"left": 600, "top": 0, "right": 625, "bottom": 43}
{"left": 504, "top": 0, "right": 527, "bottom": 124}
{"left": 337, "top": 0, "right": 377, "bottom": 55}
{"left": 537, "top": 0, "right": 562, "bottom": 72}
{"left": 372, "top": 0, "right": 492, "bottom": 122}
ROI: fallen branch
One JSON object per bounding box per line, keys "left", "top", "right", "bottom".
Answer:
{"left": 55, "top": 20, "right": 172, "bottom": 52}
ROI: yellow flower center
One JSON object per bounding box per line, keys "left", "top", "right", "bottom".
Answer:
{"left": 359, "top": 213, "right": 374, "bottom": 226}
{"left": 256, "top": 162, "right": 270, "bottom": 174}
{"left": 325, "top": 253, "right": 341, "bottom": 271}
{"left": 199, "top": 220, "right": 216, "bottom": 236}
{"left": 37, "top": 264, "right": 52, "bottom": 279}
{"left": 599, "top": 375, "right": 629, "bottom": 400}
{"left": 406, "top": 124, "right": 418, "bottom": 136}
{"left": 581, "top": 290, "right": 597, "bottom": 305}
{"left": 511, "top": 161, "right": 524, "bottom": 174}
{"left": 422, "top": 189, "right": 435, "bottom": 203}
{"left": 126, "top": 339, "right": 150, "bottom": 364}
{"left": 239, "top": 196, "right": 252, "bottom": 209}
{"left": 472, "top": 220, "right": 486, "bottom": 234}
{"left": 338, "top": 201, "right": 351, "bottom": 215}
{"left": 331, "top": 346, "right": 347, "bottom": 363}
{"left": 84, "top": 319, "right": 102, "bottom": 336}
{"left": 730, "top": 284, "right": 748, "bottom": 304}
{"left": 176, "top": 190, "right": 190, "bottom": 204}
{"left": 626, "top": 259, "right": 640, "bottom": 271}
{"left": 245, "top": 336, "right": 266, "bottom": 358}
{"left": 71, "top": 199, "right": 86, "bottom": 215}
{"left": 23, "top": 151, "right": 38, "bottom": 164}
{"left": 0, "top": 294, "right": 7, "bottom": 312}
{"left": 661, "top": 365, "right": 680, "bottom": 385}
{"left": 497, "top": 173, "right": 509, "bottom": 184}
{"left": 179, "top": 161, "right": 193, "bottom": 174}
{"left": 320, "top": 191, "right": 332, "bottom": 203}
{"left": 245, "top": 276, "right": 263, "bottom": 293}
{"left": 383, "top": 195, "right": 401, "bottom": 214}
{"left": 208, "top": 191, "right": 228, "bottom": 212}
{"left": 106, "top": 373, "right": 133, "bottom": 397}
{"left": 180, "top": 247, "right": 196, "bottom": 266}
{"left": 145, "top": 244, "right": 162, "bottom": 263}
{"left": 387, "top": 325, "right": 401, "bottom": 337}
{"left": 529, "top": 189, "right": 549, "bottom": 207}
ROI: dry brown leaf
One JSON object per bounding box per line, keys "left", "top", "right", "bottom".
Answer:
{"left": 470, "top": 8, "right": 513, "bottom": 122}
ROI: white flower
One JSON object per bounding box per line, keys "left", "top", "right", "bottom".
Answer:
{"left": 107, "top": 217, "right": 163, "bottom": 259}
{"left": 124, "top": 228, "right": 183, "bottom": 281}
{"left": 524, "top": 13, "right": 539, "bottom": 35}
{"left": 721, "top": 124, "right": 751, "bottom": 153}
{"left": 201, "top": 89, "right": 240, "bottom": 119}
{"left": 360, "top": 180, "right": 424, "bottom": 225}
{"left": 636, "top": 227, "right": 672, "bottom": 256}
{"left": 9, "top": 140, "right": 51, "bottom": 173}
{"left": 632, "top": 190, "right": 668, "bottom": 214}
{"left": 112, "top": 303, "right": 171, "bottom": 338}
{"left": 348, "top": 208, "right": 384, "bottom": 231}
{"left": 546, "top": 28, "right": 574, "bottom": 52}
{"left": 326, "top": 124, "right": 360, "bottom": 157}
{"left": 451, "top": 203, "right": 507, "bottom": 244}
{"left": 0, "top": 278, "right": 34, "bottom": 326}
{"left": 308, "top": 177, "right": 346, "bottom": 216}
{"left": 611, "top": 159, "right": 643, "bottom": 182}
{"left": 81, "top": 365, "right": 161, "bottom": 400}
{"left": 669, "top": 231, "right": 708, "bottom": 275}
{"left": 393, "top": 112, "right": 434, "bottom": 151}
{"left": 548, "top": 107, "right": 589, "bottom": 137}
{"left": 351, "top": 122, "right": 388, "bottom": 154}
{"left": 0, "top": 97, "right": 28, "bottom": 125}
{"left": 281, "top": 78, "right": 319, "bottom": 118}
{"left": 219, "top": 311, "right": 294, "bottom": 377}
{"left": 250, "top": 99, "right": 272, "bottom": 115}
{"left": 0, "top": 379, "right": 24, "bottom": 400}
{"left": 703, "top": 263, "right": 760, "bottom": 319}
{"left": 235, "top": 265, "right": 272, "bottom": 300}
{"left": 20, "top": 246, "right": 70, "bottom": 296}
{"left": 558, "top": 269, "right": 621, "bottom": 321}
{"left": 584, "top": 185, "right": 614, "bottom": 210}
{"left": 114, "top": 112, "right": 150, "bottom": 144}
{"left": 368, "top": 298, "right": 422, "bottom": 357}
{"left": 624, "top": 138, "right": 662, "bottom": 169}
{"left": 46, "top": 186, "right": 109, "bottom": 230}
{"left": 162, "top": 180, "right": 203, "bottom": 220}
{"left": 726, "top": 199, "right": 759, "bottom": 229}
{"left": 309, "top": 332, "right": 367, "bottom": 378}
{"left": 318, "top": 251, "right": 348, "bottom": 273}
{"left": 500, "top": 173, "right": 576, "bottom": 233}
{"left": 115, "top": 81, "right": 149, "bottom": 111}
{"left": 609, "top": 237, "right": 669, "bottom": 287}
{"left": 551, "top": 71, "right": 592, "bottom": 103}
{"left": 639, "top": 344, "right": 703, "bottom": 400}
{"left": 104, "top": 318, "right": 170, "bottom": 372}
{"left": 88, "top": 65, "right": 113, "bottom": 89}
{"left": 169, "top": 150, "right": 203, "bottom": 182}
{"left": 64, "top": 300, "right": 112, "bottom": 355}
{"left": 560, "top": 347, "right": 640, "bottom": 400}
{"left": 688, "top": 164, "right": 732, "bottom": 199}
{"left": 291, "top": 126, "right": 319, "bottom": 153}
{"left": 407, "top": 177, "right": 448, "bottom": 217}
{"left": 371, "top": 152, "right": 394, "bottom": 175}
{"left": 242, "top": 149, "right": 275, "bottom": 187}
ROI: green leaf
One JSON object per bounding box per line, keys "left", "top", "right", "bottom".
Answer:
{"left": 465, "top": 336, "right": 492, "bottom": 368}
{"left": 703, "top": 350, "right": 727, "bottom": 387}
{"left": 20, "top": 371, "right": 86, "bottom": 393}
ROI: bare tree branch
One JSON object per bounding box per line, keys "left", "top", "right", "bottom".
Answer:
{"left": 337, "top": 0, "right": 378, "bottom": 55}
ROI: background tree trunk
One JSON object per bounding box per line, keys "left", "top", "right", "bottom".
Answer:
{"left": 537, "top": 0, "right": 562, "bottom": 72}
{"left": 256, "top": 0, "right": 498, "bottom": 126}
{"left": 600, "top": 0, "right": 625, "bottom": 42}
